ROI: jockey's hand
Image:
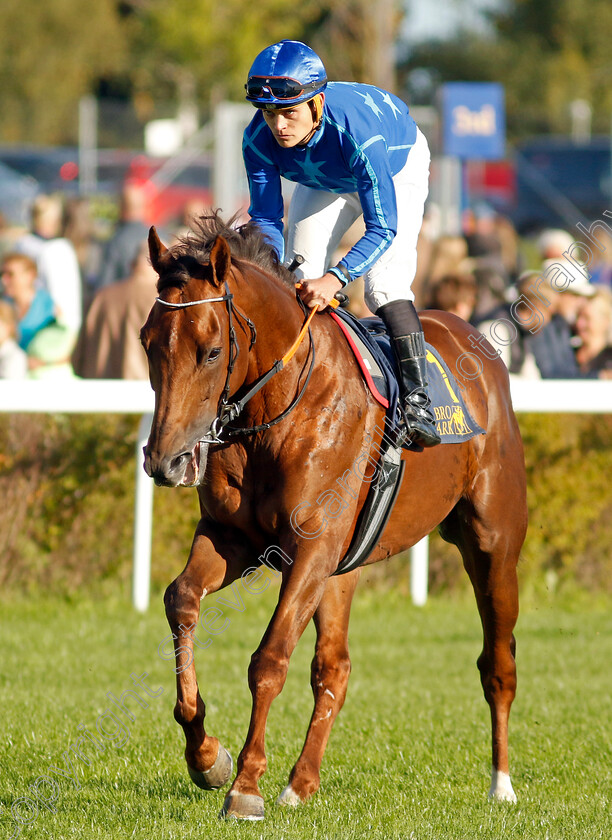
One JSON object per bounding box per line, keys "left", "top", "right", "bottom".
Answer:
{"left": 297, "top": 273, "right": 344, "bottom": 311}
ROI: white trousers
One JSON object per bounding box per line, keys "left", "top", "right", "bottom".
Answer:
{"left": 286, "top": 128, "right": 430, "bottom": 312}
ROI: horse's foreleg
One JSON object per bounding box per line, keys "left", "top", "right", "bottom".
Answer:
{"left": 278, "top": 570, "right": 360, "bottom": 806}
{"left": 221, "top": 554, "right": 333, "bottom": 821}
{"left": 163, "top": 523, "right": 249, "bottom": 791}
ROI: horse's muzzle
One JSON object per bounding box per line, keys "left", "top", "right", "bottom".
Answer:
{"left": 143, "top": 441, "right": 207, "bottom": 487}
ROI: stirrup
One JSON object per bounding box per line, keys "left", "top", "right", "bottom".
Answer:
{"left": 401, "top": 390, "right": 441, "bottom": 448}
{"left": 405, "top": 386, "right": 435, "bottom": 420}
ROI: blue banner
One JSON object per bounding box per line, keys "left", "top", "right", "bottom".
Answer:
{"left": 441, "top": 82, "right": 505, "bottom": 160}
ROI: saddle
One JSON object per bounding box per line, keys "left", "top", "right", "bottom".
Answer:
{"left": 328, "top": 308, "right": 484, "bottom": 576}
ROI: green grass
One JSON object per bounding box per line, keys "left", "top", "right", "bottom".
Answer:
{"left": 0, "top": 587, "right": 610, "bottom": 839}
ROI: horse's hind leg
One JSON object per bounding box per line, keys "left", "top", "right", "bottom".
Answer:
{"left": 277, "top": 570, "right": 360, "bottom": 806}
{"left": 441, "top": 465, "right": 526, "bottom": 802}
{"left": 163, "top": 521, "right": 250, "bottom": 791}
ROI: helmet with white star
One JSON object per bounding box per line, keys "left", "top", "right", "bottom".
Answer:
{"left": 245, "top": 40, "right": 327, "bottom": 109}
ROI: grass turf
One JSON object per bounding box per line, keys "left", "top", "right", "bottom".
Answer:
{"left": 0, "top": 586, "right": 610, "bottom": 839}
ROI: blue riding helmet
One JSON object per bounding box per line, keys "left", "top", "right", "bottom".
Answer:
{"left": 245, "top": 40, "right": 327, "bottom": 108}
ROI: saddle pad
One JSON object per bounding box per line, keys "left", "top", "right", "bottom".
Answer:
{"left": 329, "top": 309, "right": 485, "bottom": 444}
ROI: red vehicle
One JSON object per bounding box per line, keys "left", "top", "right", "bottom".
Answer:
{"left": 122, "top": 153, "right": 214, "bottom": 226}
{"left": 0, "top": 146, "right": 215, "bottom": 227}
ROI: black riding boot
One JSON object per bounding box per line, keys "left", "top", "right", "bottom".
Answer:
{"left": 378, "top": 300, "right": 441, "bottom": 449}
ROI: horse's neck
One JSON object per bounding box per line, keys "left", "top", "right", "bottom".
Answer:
{"left": 234, "top": 266, "right": 305, "bottom": 363}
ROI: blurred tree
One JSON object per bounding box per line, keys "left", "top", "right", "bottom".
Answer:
{"left": 130, "top": 0, "right": 321, "bottom": 115}
{"left": 130, "top": 0, "right": 404, "bottom": 115}
{"left": 399, "top": 0, "right": 612, "bottom": 138}
{"left": 306, "top": 0, "right": 403, "bottom": 90}
{"left": 487, "top": 0, "right": 612, "bottom": 136}
{"left": 0, "top": 0, "right": 405, "bottom": 146}
{"left": 0, "top": 0, "right": 128, "bottom": 144}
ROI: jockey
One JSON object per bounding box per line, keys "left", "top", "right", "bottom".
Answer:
{"left": 242, "top": 40, "right": 440, "bottom": 447}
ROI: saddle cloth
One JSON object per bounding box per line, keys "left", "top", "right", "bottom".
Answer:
{"left": 329, "top": 308, "right": 485, "bottom": 445}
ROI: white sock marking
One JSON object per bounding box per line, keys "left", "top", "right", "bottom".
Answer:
{"left": 489, "top": 769, "right": 517, "bottom": 803}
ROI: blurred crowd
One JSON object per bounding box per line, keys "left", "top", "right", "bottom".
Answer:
{"left": 0, "top": 187, "right": 205, "bottom": 381}
{"left": 344, "top": 203, "right": 612, "bottom": 381}
{"left": 1, "top": 192, "right": 612, "bottom": 383}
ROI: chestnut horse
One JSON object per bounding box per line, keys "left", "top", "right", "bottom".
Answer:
{"left": 141, "top": 215, "right": 527, "bottom": 821}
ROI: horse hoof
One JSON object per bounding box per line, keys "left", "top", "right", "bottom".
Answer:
{"left": 219, "top": 791, "right": 265, "bottom": 821}
{"left": 187, "top": 744, "right": 233, "bottom": 790}
{"left": 489, "top": 770, "right": 517, "bottom": 803}
{"left": 277, "top": 784, "right": 303, "bottom": 807}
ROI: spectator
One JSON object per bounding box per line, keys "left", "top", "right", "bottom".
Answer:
{"left": 15, "top": 194, "right": 82, "bottom": 336}
{"left": 27, "top": 323, "right": 76, "bottom": 380}
{"left": 427, "top": 273, "right": 477, "bottom": 322}
{"left": 494, "top": 214, "right": 523, "bottom": 281}
{"left": 586, "top": 225, "right": 612, "bottom": 289}
{"left": 471, "top": 265, "right": 511, "bottom": 324}
{"left": 476, "top": 271, "right": 581, "bottom": 379}
{"left": 426, "top": 234, "right": 470, "bottom": 285}
{"left": 0, "top": 211, "right": 26, "bottom": 263}
{"left": 536, "top": 228, "right": 593, "bottom": 291}
{"left": 97, "top": 183, "right": 149, "bottom": 289}
{"left": 464, "top": 202, "right": 503, "bottom": 263}
{"left": 536, "top": 228, "right": 575, "bottom": 263}
{"left": 1, "top": 253, "right": 56, "bottom": 350}
{"left": 421, "top": 234, "right": 472, "bottom": 308}
{"left": 64, "top": 197, "right": 104, "bottom": 305}
{"left": 0, "top": 300, "right": 27, "bottom": 378}
{"left": 554, "top": 278, "right": 596, "bottom": 336}
{"left": 171, "top": 199, "right": 210, "bottom": 242}
{"left": 412, "top": 203, "right": 440, "bottom": 307}
{"left": 72, "top": 244, "right": 157, "bottom": 379}
{"left": 574, "top": 287, "right": 612, "bottom": 377}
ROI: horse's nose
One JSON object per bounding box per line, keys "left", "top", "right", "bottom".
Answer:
{"left": 143, "top": 446, "right": 191, "bottom": 487}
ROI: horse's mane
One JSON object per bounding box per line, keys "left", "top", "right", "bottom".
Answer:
{"left": 168, "top": 211, "right": 294, "bottom": 288}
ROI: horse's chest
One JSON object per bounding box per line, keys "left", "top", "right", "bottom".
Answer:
{"left": 203, "top": 460, "right": 289, "bottom": 537}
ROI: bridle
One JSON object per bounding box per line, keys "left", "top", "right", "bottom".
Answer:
{"left": 154, "top": 280, "right": 316, "bottom": 444}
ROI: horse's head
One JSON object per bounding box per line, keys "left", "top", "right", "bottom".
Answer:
{"left": 141, "top": 227, "right": 246, "bottom": 487}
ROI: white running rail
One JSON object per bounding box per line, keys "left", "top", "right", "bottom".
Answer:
{"left": 1, "top": 378, "right": 612, "bottom": 610}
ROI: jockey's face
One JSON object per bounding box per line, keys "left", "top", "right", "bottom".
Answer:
{"left": 262, "top": 101, "right": 316, "bottom": 148}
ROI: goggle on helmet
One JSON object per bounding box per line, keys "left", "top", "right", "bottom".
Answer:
{"left": 245, "top": 40, "right": 327, "bottom": 109}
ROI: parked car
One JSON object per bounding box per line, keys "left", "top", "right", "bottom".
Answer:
{"left": 0, "top": 145, "right": 214, "bottom": 227}
{"left": 123, "top": 153, "right": 214, "bottom": 226}
{"left": 0, "top": 146, "right": 78, "bottom": 195}
{"left": 0, "top": 160, "right": 39, "bottom": 226}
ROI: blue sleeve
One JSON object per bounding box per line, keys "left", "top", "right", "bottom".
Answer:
{"left": 242, "top": 129, "right": 286, "bottom": 262}
{"left": 340, "top": 137, "right": 396, "bottom": 280}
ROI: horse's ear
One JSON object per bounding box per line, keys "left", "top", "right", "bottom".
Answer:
{"left": 209, "top": 235, "right": 231, "bottom": 289}
{"left": 148, "top": 226, "right": 168, "bottom": 273}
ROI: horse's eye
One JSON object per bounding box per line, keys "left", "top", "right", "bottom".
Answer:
{"left": 207, "top": 347, "right": 222, "bottom": 363}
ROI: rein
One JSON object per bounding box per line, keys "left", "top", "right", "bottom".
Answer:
{"left": 154, "top": 281, "right": 316, "bottom": 444}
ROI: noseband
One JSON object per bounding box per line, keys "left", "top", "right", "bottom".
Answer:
{"left": 154, "top": 281, "right": 315, "bottom": 444}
